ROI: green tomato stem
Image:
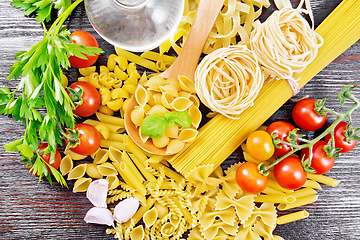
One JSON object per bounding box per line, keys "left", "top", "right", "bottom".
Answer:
{"left": 262, "top": 88, "right": 359, "bottom": 173}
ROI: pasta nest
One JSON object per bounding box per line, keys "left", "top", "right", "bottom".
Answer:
{"left": 195, "top": 45, "right": 264, "bottom": 119}
{"left": 250, "top": 7, "right": 324, "bottom": 93}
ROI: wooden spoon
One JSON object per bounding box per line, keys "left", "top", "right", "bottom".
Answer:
{"left": 124, "top": 0, "right": 225, "bottom": 155}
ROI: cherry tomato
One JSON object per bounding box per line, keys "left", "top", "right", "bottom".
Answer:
{"left": 246, "top": 130, "right": 274, "bottom": 161}
{"left": 324, "top": 121, "right": 357, "bottom": 153}
{"left": 27, "top": 143, "right": 61, "bottom": 175}
{"left": 266, "top": 121, "right": 298, "bottom": 157}
{"left": 68, "top": 81, "right": 101, "bottom": 117}
{"left": 68, "top": 30, "right": 99, "bottom": 68}
{"left": 274, "top": 155, "right": 307, "bottom": 190}
{"left": 301, "top": 140, "right": 335, "bottom": 174}
{"left": 292, "top": 98, "right": 327, "bottom": 131}
{"left": 66, "top": 123, "right": 101, "bottom": 155}
{"left": 236, "top": 162, "right": 268, "bottom": 194}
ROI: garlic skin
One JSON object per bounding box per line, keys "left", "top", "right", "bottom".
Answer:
{"left": 86, "top": 179, "right": 108, "bottom": 208}
{"left": 113, "top": 198, "right": 139, "bottom": 223}
{"left": 84, "top": 207, "right": 114, "bottom": 227}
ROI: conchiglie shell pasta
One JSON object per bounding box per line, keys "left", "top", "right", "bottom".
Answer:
{"left": 86, "top": 163, "right": 104, "bottom": 179}
{"left": 165, "top": 125, "right": 179, "bottom": 139}
{"left": 73, "top": 177, "right": 92, "bottom": 193}
{"left": 188, "top": 105, "right": 202, "bottom": 128}
{"left": 131, "top": 107, "right": 145, "bottom": 127}
{"left": 166, "top": 77, "right": 181, "bottom": 91}
{"left": 60, "top": 155, "right": 73, "bottom": 176}
{"left": 97, "top": 162, "right": 118, "bottom": 176}
{"left": 64, "top": 149, "right": 87, "bottom": 160}
{"left": 161, "top": 92, "right": 175, "bottom": 109}
{"left": 143, "top": 207, "right": 158, "bottom": 228}
{"left": 92, "top": 149, "right": 109, "bottom": 164}
{"left": 178, "top": 75, "right": 196, "bottom": 93}
{"left": 178, "top": 129, "right": 198, "bottom": 142}
{"left": 106, "top": 175, "right": 120, "bottom": 190}
{"left": 170, "top": 97, "right": 193, "bottom": 111}
{"left": 166, "top": 140, "right": 185, "bottom": 155}
{"left": 147, "top": 105, "right": 168, "bottom": 116}
{"left": 152, "top": 93, "right": 163, "bottom": 105}
{"left": 189, "top": 94, "right": 200, "bottom": 108}
{"left": 144, "top": 76, "right": 167, "bottom": 91}
{"left": 130, "top": 225, "right": 144, "bottom": 240}
{"left": 152, "top": 135, "right": 170, "bottom": 148}
{"left": 68, "top": 164, "right": 87, "bottom": 180}
{"left": 135, "top": 85, "right": 149, "bottom": 106}
{"left": 159, "top": 84, "right": 178, "bottom": 97}
{"left": 178, "top": 91, "right": 191, "bottom": 98}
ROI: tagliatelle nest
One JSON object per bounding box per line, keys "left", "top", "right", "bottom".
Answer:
{"left": 195, "top": 45, "right": 265, "bottom": 119}
{"left": 250, "top": 7, "right": 324, "bottom": 94}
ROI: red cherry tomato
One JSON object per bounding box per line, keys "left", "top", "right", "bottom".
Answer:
{"left": 27, "top": 143, "right": 61, "bottom": 175}
{"left": 236, "top": 162, "right": 268, "bottom": 194}
{"left": 266, "top": 121, "right": 298, "bottom": 157}
{"left": 246, "top": 130, "right": 274, "bottom": 161}
{"left": 68, "top": 81, "right": 101, "bottom": 117}
{"left": 66, "top": 123, "right": 101, "bottom": 156}
{"left": 274, "top": 155, "right": 307, "bottom": 190}
{"left": 292, "top": 98, "right": 327, "bottom": 131}
{"left": 324, "top": 121, "right": 357, "bottom": 153}
{"left": 68, "top": 30, "right": 99, "bottom": 68}
{"left": 301, "top": 140, "right": 335, "bottom": 174}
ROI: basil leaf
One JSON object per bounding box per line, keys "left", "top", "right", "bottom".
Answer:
{"left": 141, "top": 114, "right": 167, "bottom": 139}
{"left": 165, "top": 111, "right": 192, "bottom": 128}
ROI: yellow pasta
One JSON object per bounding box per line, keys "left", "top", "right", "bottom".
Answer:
{"left": 254, "top": 194, "right": 296, "bottom": 204}
{"left": 95, "top": 123, "right": 110, "bottom": 139}
{"left": 100, "top": 139, "right": 127, "bottom": 151}
{"left": 79, "top": 66, "right": 96, "bottom": 76}
{"left": 276, "top": 210, "right": 309, "bottom": 225}
{"left": 73, "top": 177, "right": 92, "bottom": 193}
{"left": 64, "top": 149, "right": 87, "bottom": 160}
{"left": 106, "top": 175, "right": 120, "bottom": 190}
{"left": 277, "top": 194, "right": 318, "bottom": 210}
{"left": 113, "top": 161, "right": 146, "bottom": 197}
{"left": 84, "top": 119, "right": 124, "bottom": 133}
{"left": 67, "top": 164, "right": 87, "bottom": 180}
{"left": 97, "top": 162, "right": 118, "bottom": 176}
{"left": 307, "top": 173, "right": 340, "bottom": 187}
{"left": 86, "top": 163, "right": 104, "bottom": 179}
{"left": 92, "top": 148, "right": 109, "bottom": 164}
{"left": 115, "top": 47, "right": 159, "bottom": 73}
{"left": 59, "top": 155, "right": 73, "bottom": 176}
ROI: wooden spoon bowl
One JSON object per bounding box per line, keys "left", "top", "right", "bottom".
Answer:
{"left": 124, "top": 0, "right": 225, "bottom": 155}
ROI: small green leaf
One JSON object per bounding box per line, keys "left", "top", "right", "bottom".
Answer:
{"left": 165, "top": 111, "right": 192, "bottom": 128}
{"left": 4, "top": 138, "right": 24, "bottom": 152}
{"left": 141, "top": 114, "right": 167, "bottom": 139}
{"left": 16, "top": 140, "right": 34, "bottom": 159}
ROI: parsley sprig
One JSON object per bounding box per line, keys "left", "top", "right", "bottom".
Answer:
{"left": 1, "top": 0, "right": 102, "bottom": 186}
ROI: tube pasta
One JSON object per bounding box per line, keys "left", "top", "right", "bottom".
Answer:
{"left": 128, "top": 152, "right": 156, "bottom": 182}
{"left": 115, "top": 48, "right": 159, "bottom": 73}
{"left": 302, "top": 179, "right": 322, "bottom": 190}
{"left": 277, "top": 194, "right": 318, "bottom": 211}
{"left": 254, "top": 194, "right": 296, "bottom": 204}
{"left": 113, "top": 161, "right": 146, "bottom": 197}
{"left": 276, "top": 210, "right": 309, "bottom": 225}
{"left": 307, "top": 173, "right": 340, "bottom": 187}
{"left": 116, "top": 149, "right": 145, "bottom": 182}
{"left": 96, "top": 112, "right": 125, "bottom": 127}
{"left": 100, "top": 139, "right": 127, "bottom": 152}
{"left": 84, "top": 119, "right": 124, "bottom": 133}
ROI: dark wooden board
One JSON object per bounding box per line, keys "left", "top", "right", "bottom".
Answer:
{"left": 1, "top": 0, "right": 360, "bottom": 239}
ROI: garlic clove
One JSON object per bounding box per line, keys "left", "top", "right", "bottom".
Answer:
{"left": 86, "top": 179, "right": 109, "bottom": 208}
{"left": 113, "top": 197, "right": 139, "bottom": 223}
{"left": 84, "top": 207, "right": 114, "bottom": 227}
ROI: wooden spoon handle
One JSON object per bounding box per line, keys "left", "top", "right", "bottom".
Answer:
{"left": 159, "top": 0, "right": 225, "bottom": 81}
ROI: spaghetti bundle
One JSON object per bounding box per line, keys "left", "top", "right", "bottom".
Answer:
{"left": 250, "top": 6, "right": 324, "bottom": 94}
{"left": 195, "top": 45, "right": 264, "bottom": 119}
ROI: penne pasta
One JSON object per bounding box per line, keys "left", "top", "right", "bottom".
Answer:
{"left": 100, "top": 139, "right": 127, "bottom": 152}
{"left": 307, "top": 173, "right": 340, "bottom": 187}
{"left": 276, "top": 210, "right": 309, "bottom": 225}
{"left": 84, "top": 119, "right": 124, "bottom": 133}
{"left": 254, "top": 194, "right": 296, "bottom": 204}
{"left": 277, "top": 194, "right": 318, "bottom": 211}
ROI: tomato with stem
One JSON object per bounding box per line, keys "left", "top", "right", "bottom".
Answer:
{"left": 68, "top": 81, "right": 101, "bottom": 117}
{"left": 26, "top": 143, "right": 62, "bottom": 175}
{"left": 246, "top": 130, "right": 274, "bottom": 161}
{"left": 68, "top": 30, "right": 99, "bottom": 68}
{"left": 301, "top": 140, "right": 335, "bottom": 174}
{"left": 292, "top": 98, "right": 327, "bottom": 131}
{"left": 324, "top": 121, "right": 357, "bottom": 153}
{"left": 266, "top": 121, "right": 298, "bottom": 157}
{"left": 66, "top": 123, "right": 101, "bottom": 155}
{"left": 274, "top": 155, "right": 307, "bottom": 190}
{"left": 236, "top": 162, "right": 268, "bottom": 194}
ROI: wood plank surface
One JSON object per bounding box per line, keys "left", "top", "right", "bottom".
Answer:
{"left": 1, "top": 0, "right": 360, "bottom": 239}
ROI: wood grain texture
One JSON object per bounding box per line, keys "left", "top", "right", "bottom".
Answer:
{"left": 1, "top": 0, "right": 360, "bottom": 239}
